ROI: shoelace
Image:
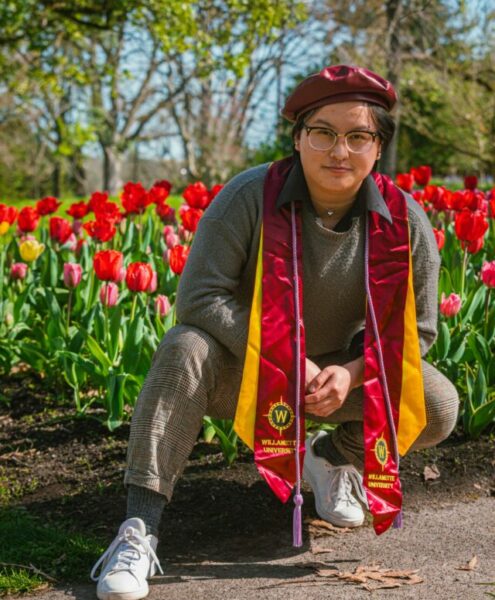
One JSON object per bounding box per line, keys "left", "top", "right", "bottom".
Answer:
{"left": 326, "top": 464, "right": 369, "bottom": 509}
{"left": 90, "top": 526, "right": 164, "bottom": 582}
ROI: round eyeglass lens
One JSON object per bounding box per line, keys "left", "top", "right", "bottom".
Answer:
{"left": 308, "top": 129, "right": 375, "bottom": 154}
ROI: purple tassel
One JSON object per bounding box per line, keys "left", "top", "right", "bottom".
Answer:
{"left": 393, "top": 509, "right": 403, "bottom": 529}
{"left": 293, "top": 493, "right": 304, "bottom": 547}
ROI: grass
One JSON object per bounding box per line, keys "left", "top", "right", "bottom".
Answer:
{"left": 0, "top": 507, "right": 105, "bottom": 596}
{"left": 3, "top": 193, "right": 184, "bottom": 212}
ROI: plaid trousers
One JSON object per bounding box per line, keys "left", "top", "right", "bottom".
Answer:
{"left": 124, "top": 324, "right": 459, "bottom": 501}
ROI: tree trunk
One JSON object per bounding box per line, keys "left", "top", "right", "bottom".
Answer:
{"left": 51, "top": 161, "right": 61, "bottom": 197}
{"left": 102, "top": 146, "right": 124, "bottom": 194}
{"left": 382, "top": 0, "right": 403, "bottom": 179}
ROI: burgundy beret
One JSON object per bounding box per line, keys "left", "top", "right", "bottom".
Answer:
{"left": 281, "top": 64, "right": 398, "bottom": 122}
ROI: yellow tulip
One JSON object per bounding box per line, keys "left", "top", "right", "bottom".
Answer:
{"left": 19, "top": 239, "right": 45, "bottom": 262}
{"left": 0, "top": 221, "right": 9, "bottom": 235}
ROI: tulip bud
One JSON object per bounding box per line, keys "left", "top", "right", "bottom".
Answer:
{"left": 154, "top": 294, "right": 171, "bottom": 317}
{"left": 439, "top": 292, "right": 462, "bottom": 318}
{"left": 11, "top": 262, "right": 28, "bottom": 280}
{"left": 100, "top": 282, "right": 119, "bottom": 307}
{"left": 481, "top": 261, "right": 495, "bottom": 288}
{"left": 19, "top": 239, "right": 45, "bottom": 262}
{"left": 115, "top": 266, "right": 126, "bottom": 283}
{"left": 4, "top": 312, "right": 14, "bottom": 327}
{"left": 147, "top": 271, "right": 158, "bottom": 293}
{"left": 63, "top": 263, "right": 83, "bottom": 289}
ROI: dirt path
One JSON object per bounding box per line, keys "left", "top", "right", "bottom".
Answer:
{"left": 11, "top": 496, "right": 495, "bottom": 600}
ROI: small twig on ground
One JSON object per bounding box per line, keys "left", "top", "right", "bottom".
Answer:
{"left": 0, "top": 561, "right": 59, "bottom": 583}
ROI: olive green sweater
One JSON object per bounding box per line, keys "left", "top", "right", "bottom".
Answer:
{"left": 176, "top": 160, "right": 440, "bottom": 361}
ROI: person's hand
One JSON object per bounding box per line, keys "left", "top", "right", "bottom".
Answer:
{"left": 305, "top": 364, "right": 352, "bottom": 417}
{"left": 305, "top": 358, "right": 321, "bottom": 391}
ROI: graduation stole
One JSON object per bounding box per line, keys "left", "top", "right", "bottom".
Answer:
{"left": 234, "top": 155, "right": 426, "bottom": 541}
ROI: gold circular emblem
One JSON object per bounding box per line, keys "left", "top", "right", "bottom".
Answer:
{"left": 374, "top": 435, "right": 389, "bottom": 469}
{"left": 267, "top": 401, "right": 295, "bottom": 434}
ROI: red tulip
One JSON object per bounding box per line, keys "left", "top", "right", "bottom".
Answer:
{"left": 169, "top": 245, "right": 190, "bottom": 275}
{"left": 94, "top": 201, "right": 122, "bottom": 224}
{"left": 462, "top": 236, "right": 484, "bottom": 254}
{"left": 100, "top": 282, "right": 119, "bottom": 307}
{"left": 83, "top": 219, "right": 117, "bottom": 243}
{"left": 156, "top": 201, "right": 176, "bottom": 224}
{"left": 208, "top": 184, "right": 224, "bottom": 202}
{"left": 440, "top": 293, "right": 462, "bottom": 318}
{"left": 36, "top": 196, "right": 61, "bottom": 215}
{"left": 10, "top": 262, "right": 28, "bottom": 280}
{"left": 63, "top": 263, "right": 82, "bottom": 289}
{"left": 490, "top": 198, "right": 495, "bottom": 219}
{"left": 93, "top": 250, "right": 124, "bottom": 281}
{"left": 454, "top": 209, "right": 488, "bottom": 242}
{"left": 432, "top": 228, "right": 445, "bottom": 251}
{"left": 88, "top": 191, "right": 109, "bottom": 213}
{"left": 50, "top": 216, "right": 73, "bottom": 244}
{"left": 0, "top": 204, "right": 18, "bottom": 225}
{"left": 481, "top": 261, "right": 495, "bottom": 288}
{"left": 67, "top": 201, "right": 89, "bottom": 219}
{"left": 17, "top": 206, "right": 40, "bottom": 232}
{"left": 464, "top": 175, "right": 478, "bottom": 190}
{"left": 125, "top": 262, "right": 153, "bottom": 292}
{"left": 121, "top": 182, "right": 151, "bottom": 215}
{"left": 182, "top": 182, "right": 210, "bottom": 209}
{"left": 395, "top": 173, "right": 414, "bottom": 193}
{"left": 154, "top": 294, "right": 171, "bottom": 317}
{"left": 153, "top": 179, "right": 172, "bottom": 193}
{"left": 423, "top": 185, "right": 451, "bottom": 211}
{"left": 148, "top": 184, "right": 170, "bottom": 204}
{"left": 410, "top": 165, "right": 432, "bottom": 187}
{"left": 179, "top": 206, "right": 203, "bottom": 233}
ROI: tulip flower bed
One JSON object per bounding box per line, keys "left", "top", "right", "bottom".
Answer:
{"left": 0, "top": 167, "right": 494, "bottom": 452}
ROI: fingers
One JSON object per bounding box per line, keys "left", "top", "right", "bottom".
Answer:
{"left": 307, "top": 366, "right": 336, "bottom": 393}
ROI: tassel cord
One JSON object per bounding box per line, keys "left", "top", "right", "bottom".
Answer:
{"left": 291, "top": 202, "right": 303, "bottom": 547}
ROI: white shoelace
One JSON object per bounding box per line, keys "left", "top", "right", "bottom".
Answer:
{"left": 327, "top": 465, "right": 369, "bottom": 508}
{"left": 90, "top": 526, "right": 164, "bottom": 582}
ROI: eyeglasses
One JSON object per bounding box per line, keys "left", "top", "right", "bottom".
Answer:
{"left": 303, "top": 125, "right": 381, "bottom": 154}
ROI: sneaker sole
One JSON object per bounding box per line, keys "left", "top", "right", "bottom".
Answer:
{"left": 304, "top": 465, "right": 365, "bottom": 528}
{"left": 97, "top": 588, "right": 150, "bottom": 600}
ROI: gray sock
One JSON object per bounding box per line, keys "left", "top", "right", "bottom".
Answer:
{"left": 126, "top": 484, "right": 167, "bottom": 537}
{"left": 313, "top": 432, "right": 349, "bottom": 466}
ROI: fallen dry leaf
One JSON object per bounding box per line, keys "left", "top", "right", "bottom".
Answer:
{"left": 423, "top": 464, "right": 441, "bottom": 481}
{"left": 310, "top": 545, "right": 334, "bottom": 555}
{"left": 456, "top": 555, "right": 478, "bottom": 571}
{"left": 313, "top": 563, "right": 424, "bottom": 591}
{"left": 305, "top": 518, "right": 352, "bottom": 536}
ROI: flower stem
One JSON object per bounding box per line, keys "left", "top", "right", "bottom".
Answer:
{"left": 66, "top": 290, "right": 73, "bottom": 336}
{"left": 460, "top": 246, "right": 468, "bottom": 300}
{"left": 484, "top": 289, "right": 490, "bottom": 339}
{"left": 130, "top": 294, "right": 138, "bottom": 323}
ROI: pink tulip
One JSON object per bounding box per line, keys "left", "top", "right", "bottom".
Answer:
{"left": 115, "top": 266, "right": 126, "bottom": 283}
{"left": 481, "top": 261, "right": 495, "bottom": 288}
{"left": 440, "top": 292, "right": 462, "bottom": 318}
{"left": 63, "top": 263, "right": 82, "bottom": 289}
{"left": 100, "top": 282, "right": 119, "bottom": 307}
{"left": 147, "top": 270, "right": 158, "bottom": 293}
{"left": 162, "top": 248, "right": 171, "bottom": 267}
{"left": 154, "top": 294, "right": 171, "bottom": 317}
{"left": 72, "top": 219, "right": 83, "bottom": 236}
{"left": 62, "top": 233, "right": 77, "bottom": 252}
{"left": 11, "top": 262, "right": 28, "bottom": 280}
{"left": 163, "top": 225, "right": 180, "bottom": 249}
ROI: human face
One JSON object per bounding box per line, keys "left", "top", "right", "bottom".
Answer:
{"left": 294, "top": 102, "right": 381, "bottom": 207}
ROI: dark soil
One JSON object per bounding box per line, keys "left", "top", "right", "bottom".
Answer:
{"left": 1, "top": 368, "right": 494, "bottom": 565}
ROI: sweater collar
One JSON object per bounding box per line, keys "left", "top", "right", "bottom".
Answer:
{"left": 276, "top": 155, "right": 392, "bottom": 225}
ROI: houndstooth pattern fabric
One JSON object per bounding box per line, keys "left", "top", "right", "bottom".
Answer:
{"left": 124, "top": 324, "right": 459, "bottom": 499}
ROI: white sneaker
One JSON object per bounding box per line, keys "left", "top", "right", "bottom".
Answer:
{"left": 303, "top": 431, "right": 368, "bottom": 528}
{"left": 90, "top": 517, "right": 164, "bottom": 600}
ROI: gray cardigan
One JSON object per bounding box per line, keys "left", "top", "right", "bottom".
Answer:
{"left": 176, "top": 160, "right": 441, "bottom": 362}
